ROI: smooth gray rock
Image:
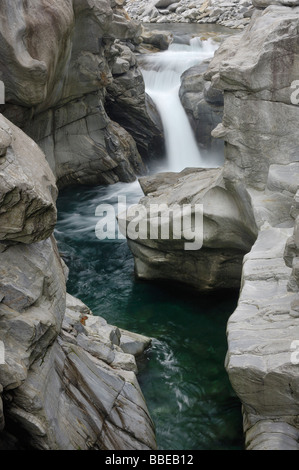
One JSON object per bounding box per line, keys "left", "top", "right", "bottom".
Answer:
{"left": 0, "top": 114, "right": 57, "bottom": 244}
{"left": 226, "top": 225, "right": 299, "bottom": 450}
{"left": 5, "top": 297, "right": 155, "bottom": 450}
{"left": 119, "top": 329, "right": 153, "bottom": 356}
{"left": 0, "top": 235, "right": 66, "bottom": 390}
{"left": 0, "top": 0, "right": 163, "bottom": 188}
{"left": 204, "top": 4, "right": 299, "bottom": 449}
{"left": 125, "top": 168, "right": 256, "bottom": 291}
{"left": 140, "top": 28, "right": 173, "bottom": 50}
{"left": 179, "top": 63, "right": 224, "bottom": 152}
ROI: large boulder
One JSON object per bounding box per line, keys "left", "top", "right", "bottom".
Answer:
{"left": 124, "top": 168, "right": 256, "bottom": 292}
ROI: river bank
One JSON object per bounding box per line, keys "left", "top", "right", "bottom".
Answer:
{"left": 125, "top": 0, "right": 253, "bottom": 29}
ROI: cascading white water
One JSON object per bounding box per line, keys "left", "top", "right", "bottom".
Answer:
{"left": 141, "top": 38, "right": 219, "bottom": 172}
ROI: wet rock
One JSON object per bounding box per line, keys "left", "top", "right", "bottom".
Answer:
{"left": 5, "top": 295, "right": 155, "bottom": 450}
{"left": 205, "top": 4, "right": 299, "bottom": 449}
{"left": 125, "top": 168, "right": 255, "bottom": 292}
{"left": 179, "top": 62, "right": 224, "bottom": 152}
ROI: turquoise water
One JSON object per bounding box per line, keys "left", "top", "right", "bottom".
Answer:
{"left": 55, "top": 181, "right": 244, "bottom": 451}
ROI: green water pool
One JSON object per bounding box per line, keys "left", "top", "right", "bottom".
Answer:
{"left": 55, "top": 182, "right": 244, "bottom": 451}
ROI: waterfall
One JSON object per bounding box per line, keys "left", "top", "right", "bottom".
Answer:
{"left": 141, "top": 38, "right": 219, "bottom": 172}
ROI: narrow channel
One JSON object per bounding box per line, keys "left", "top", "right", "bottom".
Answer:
{"left": 55, "top": 26, "right": 244, "bottom": 450}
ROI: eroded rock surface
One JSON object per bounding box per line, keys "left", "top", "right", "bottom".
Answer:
{"left": 179, "top": 61, "right": 224, "bottom": 153}
{"left": 4, "top": 294, "right": 155, "bottom": 450}
{"left": 0, "top": 0, "right": 164, "bottom": 188}
{"left": 0, "top": 115, "right": 57, "bottom": 243}
{"left": 125, "top": 167, "right": 256, "bottom": 292}
{"left": 0, "top": 115, "right": 156, "bottom": 450}
{"left": 125, "top": 2, "right": 299, "bottom": 449}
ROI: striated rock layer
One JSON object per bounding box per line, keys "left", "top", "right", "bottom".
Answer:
{"left": 125, "top": 2, "right": 299, "bottom": 449}
{"left": 0, "top": 0, "right": 164, "bottom": 189}
{"left": 0, "top": 114, "right": 156, "bottom": 450}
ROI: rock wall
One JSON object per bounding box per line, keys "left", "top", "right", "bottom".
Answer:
{"left": 208, "top": 2, "right": 299, "bottom": 450}
{"left": 179, "top": 61, "right": 224, "bottom": 153}
{"left": 125, "top": 0, "right": 253, "bottom": 29}
{"left": 125, "top": 1, "right": 299, "bottom": 449}
{"left": 0, "top": 114, "right": 156, "bottom": 450}
{"left": 0, "top": 0, "right": 164, "bottom": 189}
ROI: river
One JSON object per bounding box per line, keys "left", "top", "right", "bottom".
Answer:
{"left": 54, "top": 24, "right": 244, "bottom": 451}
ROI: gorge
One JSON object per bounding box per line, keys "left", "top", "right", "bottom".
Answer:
{"left": 0, "top": 0, "right": 299, "bottom": 452}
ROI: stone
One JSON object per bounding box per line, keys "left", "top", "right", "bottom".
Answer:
{"left": 4, "top": 304, "right": 155, "bottom": 450}
{"left": 140, "top": 28, "right": 173, "bottom": 50}
{"left": 0, "top": 115, "right": 57, "bottom": 244}
{"left": 125, "top": 0, "right": 254, "bottom": 28}
{"left": 105, "top": 43, "right": 164, "bottom": 162}
{"left": 125, "top": 168, "right": 256, "bottom": 292}
{"left": 179, "top": 63, "right": 224, "bottom": 152}
{"left": 0, "top": 0, "right": 163, "bottom": 189}
{"left": 119, "top": 329, "right": 152, "bottom": 356}
{"left": 155, "top": 0, "right": 178, "bottom": 8}
{"left": 204, "top": 4, "right": 299, "bottom": 449}
{"left": 225, "top": 226, "right": 299, "bottom": 450}
{"left": 0, "top": 235, "right": 67, "bottom": 391}
{"left": 253, "top": 0, "right": 299, "bottom": 7}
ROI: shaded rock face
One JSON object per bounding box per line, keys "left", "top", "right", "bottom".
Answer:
{"left": 105, "top": 41, "right": 165, "bottom": 163}
{"left": 0, "top": 0, "right": 164, "bottom": 188}
{"left": 179, "top": 61, "right": 224, "bottom": 154}
{"left": 0, "top": 116, "right": 156, "bottom": 450}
